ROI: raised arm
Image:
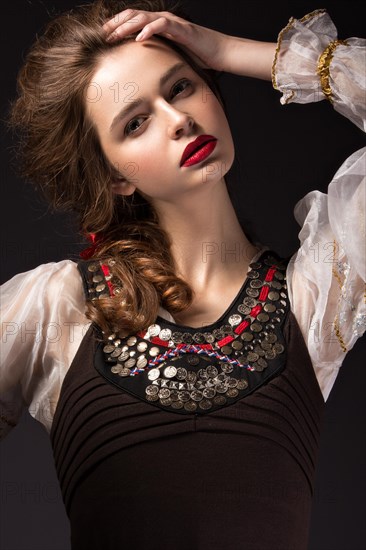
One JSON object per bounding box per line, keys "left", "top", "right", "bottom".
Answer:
{"left": 103, "top": 8, "right": 365, "bottom": 128}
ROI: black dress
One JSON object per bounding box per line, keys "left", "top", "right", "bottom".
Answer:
{"left": 50, "top": 249, "right": 325, "bottom": 550}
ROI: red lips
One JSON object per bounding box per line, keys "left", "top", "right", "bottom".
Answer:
{"left": 180, "top": 135, "right": 217, "bottom": 167}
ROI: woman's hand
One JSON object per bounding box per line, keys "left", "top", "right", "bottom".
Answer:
{"left": 102, "top": 8, "right": 232, "bottom": 72}
{"left": 103, "top": 9, "right": 276, "bottom": 80}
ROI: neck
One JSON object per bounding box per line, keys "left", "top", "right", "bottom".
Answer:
{"left": 151, "top": 178, "right": 259, "bottom": 292}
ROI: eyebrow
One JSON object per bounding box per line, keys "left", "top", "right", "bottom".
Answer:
{"left": 109, "top": 61, "right": 187, "bottom": 133}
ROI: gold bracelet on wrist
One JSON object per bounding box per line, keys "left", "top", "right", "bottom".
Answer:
{"left": 317, "top": 39, "right": 348, "bottom": 102}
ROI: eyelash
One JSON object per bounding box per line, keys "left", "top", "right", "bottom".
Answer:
{"left": 124, "top": 79, "right": 193, "bottom": 136}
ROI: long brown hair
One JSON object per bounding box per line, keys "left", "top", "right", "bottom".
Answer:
{"left": 7, "top": 0, "right": 232, "bottom": 337}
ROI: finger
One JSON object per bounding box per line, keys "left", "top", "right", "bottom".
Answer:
{"left": 134, "top": 16, "right": 174, "bottom": 41}
{"left": 103, "top": 8, "right": 142, "bottom": 33}
{"left": 106, "top": 15, "right": 162, "bottom": 43}
{"left": 103, "top": 9, "right": 162, "bottom": 39}
{"left": 104, "top": 12, "right": 149, "bottom": 41}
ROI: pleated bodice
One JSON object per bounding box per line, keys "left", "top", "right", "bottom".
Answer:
{"left": 50, "top": 250, "right": 325, "bottom": 550}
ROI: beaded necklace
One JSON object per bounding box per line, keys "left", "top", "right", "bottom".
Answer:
{"left": 78, "top": 249, "right": 290, "bottom": 415}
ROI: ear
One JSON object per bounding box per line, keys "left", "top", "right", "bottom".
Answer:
{"left": 111, "top": 178, "right": 136, "bottom": 196}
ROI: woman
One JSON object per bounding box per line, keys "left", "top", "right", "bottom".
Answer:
{"left": 1, "top": 0, "right": 365, "bottom": 548}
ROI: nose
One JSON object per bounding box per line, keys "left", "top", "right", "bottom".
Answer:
{"left": 160, "top": 101, "right": 194, "bottom": 139}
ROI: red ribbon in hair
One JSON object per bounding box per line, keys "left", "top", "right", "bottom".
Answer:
{"left": 80, "top": 232, "right": 103, "bottom": 259}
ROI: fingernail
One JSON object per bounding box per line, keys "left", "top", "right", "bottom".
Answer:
{"left": 135, "top": 30, "right": 146, "bottom": 41}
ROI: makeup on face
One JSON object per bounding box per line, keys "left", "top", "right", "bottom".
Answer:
{"left": 86, "top": 39, "right": 234, "bottom": 202}
{"left": 180, "top": 134, "right": 218, "bottom": 167}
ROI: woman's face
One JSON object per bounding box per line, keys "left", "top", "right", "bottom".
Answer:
{"left": 85, "top": 38, "right": 235, "bottom": 206}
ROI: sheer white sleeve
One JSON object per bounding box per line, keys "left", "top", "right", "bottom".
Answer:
{"left": 0, "top": 260, "right": 91, "bottom": 439}
{"left": 272, "top": 9, "right": 366, "bottom": 401}
{"left": 272, "top": 9, "right": 366, "bottom": 131}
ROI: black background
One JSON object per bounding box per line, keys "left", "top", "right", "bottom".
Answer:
{"left": 0, "top": 1, "right": 365, "bottom": 549}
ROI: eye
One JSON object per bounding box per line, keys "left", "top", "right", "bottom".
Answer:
{"left": 170, "top": 78, "right": 193, "bottom": 99}
{"left": 123, "top": 79, "right": 193, "bottom": 137}
{"left": 124, "top": 116, "right": 147, "bottom": 136}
